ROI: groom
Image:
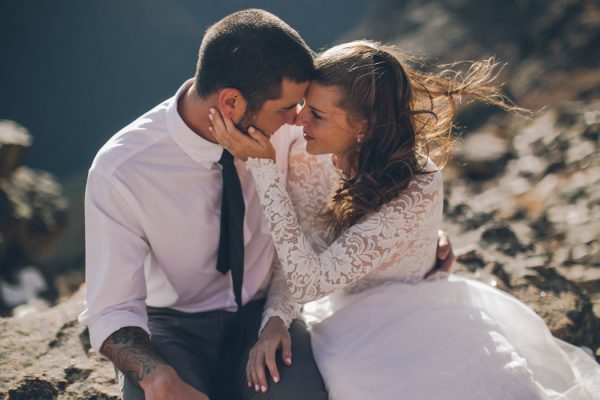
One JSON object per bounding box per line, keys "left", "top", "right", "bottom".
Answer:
{"left": 79, "top": 9, "right": 454, "bottom": 400}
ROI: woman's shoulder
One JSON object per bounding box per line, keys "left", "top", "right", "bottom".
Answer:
{"left": 412, "top": 158, "right": 443, "bottom": 194}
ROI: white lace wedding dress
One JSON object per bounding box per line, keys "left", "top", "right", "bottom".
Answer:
{"left": 249, "top": 138, "right": 600, "bottom": 400}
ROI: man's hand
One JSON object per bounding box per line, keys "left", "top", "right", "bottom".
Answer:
{"left": 141, "top": 364, "right": 209, "bottom": 400}
{"left": 247, "top": 316, "right": 292, "bottom": 393}
{"left": 100, "top": 327, "right": 208, "bottom": 400}
{"left": 425, "top": 230, "right": 456, "bottom": 279}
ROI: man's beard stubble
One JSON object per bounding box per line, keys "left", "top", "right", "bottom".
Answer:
{"left": 235, "top": 109, "right": 257, "bottom": 135}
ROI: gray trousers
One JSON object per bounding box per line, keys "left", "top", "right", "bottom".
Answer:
{"left": 117, "top": 299, "right": 327, "bottom": 400}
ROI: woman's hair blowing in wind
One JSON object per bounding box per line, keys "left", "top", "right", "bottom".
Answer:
{"left": 316, "top": 40, "right": 527, "bottom": 236}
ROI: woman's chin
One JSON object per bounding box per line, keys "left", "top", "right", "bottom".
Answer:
{"left": 304, "top": 141, "right": 326, "bottom": 155}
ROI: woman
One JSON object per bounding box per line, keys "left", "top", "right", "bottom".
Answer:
{"left": 209, "top": 40, "right": 600, "bottom": 399}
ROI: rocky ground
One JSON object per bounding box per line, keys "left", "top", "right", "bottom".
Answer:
{"left": 1, "top": 0, "right": 599, "bottom": 398}
{"left": 0, "top": 287, "right": 118, "bottom": 400}
{"left": 445, "top": 100, "right": 600, "bottom": 355}
{"left": 0, "top": 102, "right": 598, "bottom": 399}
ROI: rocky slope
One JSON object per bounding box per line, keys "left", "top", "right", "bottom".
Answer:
{"left": 0, "top": 0, "right": 599, "bottom": 398}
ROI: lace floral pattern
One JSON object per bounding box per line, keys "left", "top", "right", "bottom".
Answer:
{"left": 248, "top": 141, "right": 444, "bottom": 309}
{"left": 258, "top": 141, "right": 339, "bottom": 334}
{"left": 259, "top": 255, "right": 301, "bottom": 334}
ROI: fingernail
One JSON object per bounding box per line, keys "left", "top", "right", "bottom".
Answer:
{"left": 255, "top": 385, "right": 260, "bottom": 392}
{"left": 273, "top": 376, "right": 279, "bottom": 383}
{"left": 208, "top": 113, "right": 213, "bottom": 120}
{"left": 261, "top": 385, "right": 267, "bottom": 393}
{"left": 249, "top": 127, "right": 255, "bottom": 133}
{"left": 248, "top": 381, "right": 252, "bottom": 387}
{"left": 286, "top": 357, "right": 292, "bottom": 364}
{"left": 209, "top": 108, "right": 215, "bottom": 113}
{"left": 208, "top": 126, "right": 213, "bottom": 131}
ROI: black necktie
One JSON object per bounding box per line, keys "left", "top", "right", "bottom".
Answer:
{"left": 217, "top": 149, "right": 245, "bottom": 313}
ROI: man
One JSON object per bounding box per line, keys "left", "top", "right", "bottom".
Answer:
{"left": 79, "top": 9, "right": 454, "bottom": 400}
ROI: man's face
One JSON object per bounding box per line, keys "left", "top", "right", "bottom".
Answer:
{"left": 238, "top": 79, "right": 310, "bottom": 137}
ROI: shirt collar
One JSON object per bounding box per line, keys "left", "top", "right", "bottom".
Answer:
{"left": 167, "top": 79, "right": 223, "bottom": 165}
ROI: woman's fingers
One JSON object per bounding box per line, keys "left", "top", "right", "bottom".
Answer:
{"left": 281, "top": 334, "right": 293, "bottom": 366}
{"left": 246, "top": 350, "right": 253, "bottom": 388}
{"left": 208, "top": 109, "right": 275, "bottom": 160}
{"left": 248, "top": 127, "right": 269, "bottom": 145}
{"left": 208, "top": 109, "right": 227, "bottom": 135}
{"left": 264, "top": 343, "right": 280, "bottom": 384}
{"left": 254, "top": 350, "right": 269, "bottom": 392}
{"left": 208, "top": 110, "right": 230, "bottom": 147}
{"left": 248, "top": 349, "right": 260, "bottom": 392}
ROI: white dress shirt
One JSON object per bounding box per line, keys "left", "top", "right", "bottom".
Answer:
{"left": 79, "top": 80, "right": 299, "bottom": 351}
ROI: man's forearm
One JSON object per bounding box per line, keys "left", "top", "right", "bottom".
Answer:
{"left": 100, "top": 326, "right": 168, "bottom": 388}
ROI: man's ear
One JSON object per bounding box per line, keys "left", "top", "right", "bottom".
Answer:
{"left": 217, "top": 88, "right": 248, "bottom": 123}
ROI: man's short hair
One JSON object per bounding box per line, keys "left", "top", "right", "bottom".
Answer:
{"left": 195, "top": 9, "right": 315, "bottom": 114}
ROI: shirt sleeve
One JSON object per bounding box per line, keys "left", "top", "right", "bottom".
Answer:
{"left": 246, "top": 157, "right": 443, "bottom": 304}
{"left": 78, "top": 169, "right": 151, "bottom": 351}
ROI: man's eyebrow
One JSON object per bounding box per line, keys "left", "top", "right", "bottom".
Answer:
{"left": 281, "top": 103, "right": 298, "bottom": 110}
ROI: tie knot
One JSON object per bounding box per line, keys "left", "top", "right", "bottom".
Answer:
{"left": 219, "top": 149, "right": 234, "bottom": 165}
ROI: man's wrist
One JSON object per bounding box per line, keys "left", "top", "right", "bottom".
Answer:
{"left": 139, "top": 364, "right": 179, "bottom": 393}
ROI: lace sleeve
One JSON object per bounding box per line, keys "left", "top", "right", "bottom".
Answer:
{"left": 259, "top": 256, "right": 301, "bottom": 335}
{"left": 259, "top": 141, "right": 338, "bottom": 334}
{"left": 247, "top": 157, "right": 443, "bottom": 304}
{"left": 285, "top": 139, "right": 339, "bottom": 252}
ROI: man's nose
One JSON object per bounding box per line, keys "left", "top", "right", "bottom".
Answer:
{"left": 293, "top": 107, "right": 305, "bottom": 126}
{"left": 285, "top": 110, "right": 297, "bottom": 125}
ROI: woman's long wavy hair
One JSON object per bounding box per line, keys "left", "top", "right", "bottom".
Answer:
{"left": 316, "top": 40, "right": 526, "bottom": 237}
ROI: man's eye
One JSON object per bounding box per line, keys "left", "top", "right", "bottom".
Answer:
{"left": 311, "top": 110, "right": 322, "bottom": 120}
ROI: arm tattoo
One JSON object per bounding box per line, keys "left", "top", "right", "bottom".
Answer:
{"left": 100, "top": 327, "right": 167, "bottom": 387}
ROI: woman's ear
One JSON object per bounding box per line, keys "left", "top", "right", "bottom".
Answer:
{"left": 355, "top": 118, "right": 368, "bottom": 138}
{"left": 217, "top": 88, "right": 248, "bottom": 123}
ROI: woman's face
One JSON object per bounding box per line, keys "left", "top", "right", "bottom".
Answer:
{"left": 295, "top": 82, "right": 359, "bottom": 157}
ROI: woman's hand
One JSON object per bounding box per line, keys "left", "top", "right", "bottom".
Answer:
{"left": 424, "top": 230, "right": 455, "bottom": 279}
{"left": 246, "top": 316, "right": 293, "bottom": 393}
{"left": 208, "top": 108, "right": 275, "bottom": 161}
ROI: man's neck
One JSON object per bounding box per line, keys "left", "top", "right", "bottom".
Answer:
{"left": 177, "top": 83, "right": 219, "bottom": 144}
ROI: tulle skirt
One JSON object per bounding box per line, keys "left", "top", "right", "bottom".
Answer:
{"left": 304, "top": 275, "right": 600, "bottom": 400}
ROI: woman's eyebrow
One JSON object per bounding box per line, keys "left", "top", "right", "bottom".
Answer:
{"left": 308, "top": 104, "right": 327, "bottom": 114}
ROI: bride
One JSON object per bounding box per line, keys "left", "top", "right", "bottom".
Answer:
{"left": 209, "top": 40, "right": 600, "bottom": 399}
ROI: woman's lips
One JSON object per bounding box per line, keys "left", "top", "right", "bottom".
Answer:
{"left": 303, "top": 132, "right": 315, "bottom": 141}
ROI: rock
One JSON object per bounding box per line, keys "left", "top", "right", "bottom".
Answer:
{"left": 481, "top": 222, "right": 528, "bottom": 256}
{"left": 0, "top": 166, "right": 69, "bottom": 313}
{"left": 454, "top": 241, "right": 600, "bottom": 355}
{"left": 456, "top": 130, "right": 512, "bottom": 180}
{"left": 0, "top": 286, "right": 119, "bottom": 399}
{"left": 442, "top": 99, "right": 600, "bottom": 360}
{"left": 0, "top": 267, "right": 47, "bottom": 308}
{"left": 0, "top": 120, "right": 31, "bottom": 181}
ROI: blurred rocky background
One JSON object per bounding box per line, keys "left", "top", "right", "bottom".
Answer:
{"left": 1, "top": 0, "right": 599, "bottom": 398}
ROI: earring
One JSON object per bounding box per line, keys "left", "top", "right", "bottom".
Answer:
{"left": 356, "top": 135, "right": 363, "bottom": 153}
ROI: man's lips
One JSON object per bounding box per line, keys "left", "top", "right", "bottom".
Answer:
{"left": 303, "top": 132, "right": 315, "bottom": 141}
